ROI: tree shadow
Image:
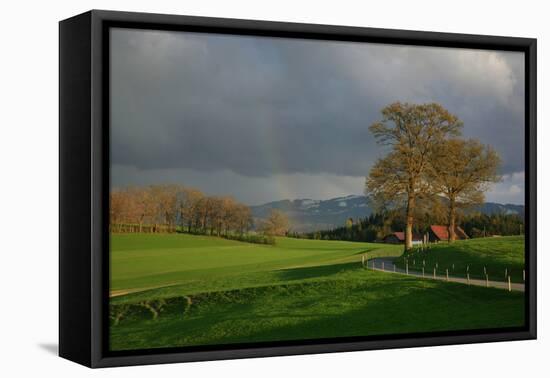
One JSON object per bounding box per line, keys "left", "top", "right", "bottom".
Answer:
{"left": 201, "top": 284, "right": 525, "bottom": 346}
{"left": 275, "top": 262, "right": 361, "bottom": 281}
{"left": 109, "top": 273, "right": 524, "bottom": 351}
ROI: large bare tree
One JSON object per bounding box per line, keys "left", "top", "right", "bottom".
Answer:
{"left": 110, "top": 189, "right": 128, "bottom": 232}
{"left": 234, "top": 204, "right": 253, "bottom": 235}
{"left": 365, "top": 102, "right": 462, "bottom": 250}
{"left": 151, "top": 185, "right": 179, "bottom": 231}
{"left": 429, "top": 138, "right": 501, "bottom": 242}
{"left": 260, "top": 209, "right": 290, "bottom": 236}
{"left": 126, "top": 186, "right": 156, "bottom": 232}
{"left": 178, "top": 187, "right": 204, "bottom": 233}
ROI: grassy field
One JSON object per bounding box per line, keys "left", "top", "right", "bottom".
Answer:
{"left": 109, "top": 234, "right": 525, "bottom": 351}
{"left": 394, "top": 236, "right": 525, "bottom": 283}
{"left": 110, "top": 234, "right": 401, "bottom": 300}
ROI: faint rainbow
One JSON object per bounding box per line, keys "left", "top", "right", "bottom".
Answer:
{"left": 260, "top": 107, "right": 293, "bottom": 201}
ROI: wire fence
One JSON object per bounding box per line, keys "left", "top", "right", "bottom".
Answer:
{"left": 361, "top": 254, "right": 524, "bottom": 292}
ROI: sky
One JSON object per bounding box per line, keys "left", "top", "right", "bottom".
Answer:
{"left": 110, "top": 28, "right": 525, "bottom": 206}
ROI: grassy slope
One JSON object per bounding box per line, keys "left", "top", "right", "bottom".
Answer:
{"left": 110, "top": 234, "right": 401, "bottom": 302}
{"left": 110, "top": 269, "right": 524, "bottom": 350}
{"left": 110, "top": 234, "right": 525, "bottom": 351}
{"left": 394, "top": 236, "right": 525, "bottom": 283}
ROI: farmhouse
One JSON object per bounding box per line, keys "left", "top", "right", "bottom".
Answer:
{"left": 383, "top": 232, "right": 423, "bottom": 245}
{"left": 429, "top": 225, "right": 469, "bottom": 242}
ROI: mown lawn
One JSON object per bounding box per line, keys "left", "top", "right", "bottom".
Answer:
{"left": 394, "top": 236, "right": 525, "bottom": 283}
{"left": 110, "top": 233, "right": 401, "bottom": 299}
{"left": 109, "top": 234, "right": 525, "bottom": 351}
{"left": 110, "top": 268, "right": 524, "bottom": 350}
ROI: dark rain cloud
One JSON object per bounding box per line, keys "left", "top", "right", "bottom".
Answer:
{"left": 110, "top": 28, "right": 525, "bottom": 180}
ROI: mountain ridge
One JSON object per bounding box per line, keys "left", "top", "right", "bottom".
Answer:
{"left": 250, "top": 195, "right": 524, "bottom": 233}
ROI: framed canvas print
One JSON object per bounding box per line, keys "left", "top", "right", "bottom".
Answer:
{"left": 59, "top": 10, "right": 537, "bottom": 368}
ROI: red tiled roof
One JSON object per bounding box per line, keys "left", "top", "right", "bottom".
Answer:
{"left": 430, "top": 225, "right": 469, "bottom": 240}
{"left": 430, "top": 225, "right": 448, "bottom": 240}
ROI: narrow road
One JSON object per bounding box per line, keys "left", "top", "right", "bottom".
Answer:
{"left": 367, "top": 257, "right": 524, "bottom": 292}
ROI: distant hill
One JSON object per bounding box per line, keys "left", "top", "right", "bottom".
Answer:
{"left": 473, "top": 202, "right": 525, "bottom": 217}
{"left": 250, "top": 195, "right": 524, "bottom": 233}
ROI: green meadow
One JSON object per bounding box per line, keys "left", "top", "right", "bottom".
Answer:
{"left": 109, "top": 234, "right": 525, "bottom": 351}
{"left": 110, "top": 235, "right": 401, "bottom": 299}
{"left": 394, "top": 236, "right": 525, "bottom": 283}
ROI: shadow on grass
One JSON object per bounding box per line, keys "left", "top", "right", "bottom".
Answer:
{"left": 109, "top": 273, "right": 525, "bottom": 351}
{"left": 274, "top": 261, "right": 362, "bottom": 281}
{"left": 217, "top": 294, "right": 524, "bottom": 346}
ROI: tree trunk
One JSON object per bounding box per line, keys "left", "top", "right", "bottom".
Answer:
{"left": 448, "top": 197, "right": 456, "bottom": 243}
{"left": 405, "top": 194, "right": 415, "bottom": 250}
{"left": 180, "top": 210, "right": 185, "bottom": 232}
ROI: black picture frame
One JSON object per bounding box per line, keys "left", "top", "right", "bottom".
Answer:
{"left": 59, "top": 9, "right": 537, "bottom": 368}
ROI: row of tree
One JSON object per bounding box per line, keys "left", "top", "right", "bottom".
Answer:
{"left": 110, "top": 185, "right": 292, "bottom": 239}
{"left": 110, "top": 185, "right": 253, "bottom": 236}
{"left": 365, "top": 102, "right": 501, "bottom": 249}
{"left": 293, "top": 211, "right": 523, "bottom": 242}
{"left": 461, "top": 213, "right": 524, "bottom": 238}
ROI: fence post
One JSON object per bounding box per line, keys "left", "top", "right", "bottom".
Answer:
{"left": 446, "top": 269, "right": 449, "bottom": 281}
{"left": 382, "top": 261, "right": 385, "bottom": 271}
{"left": 362, "top": 255, "right": 365, "bottom": 268}
{"left": 422, "top": 267, "right": 425, "bottom": 277}
{"left": 433, "top": 267, "right": 436, "bottom": 279}
{"left": 406, "top": 262, "right": 409, "bottom": 275}
{"left": 485, "top": 274, "right": 489, "bottom": 287}
{"left": 508, "top": 275, "right": 512, "bottom": 292}
{"left": 394, "top": 264, "right": 396, "bottom": 272}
